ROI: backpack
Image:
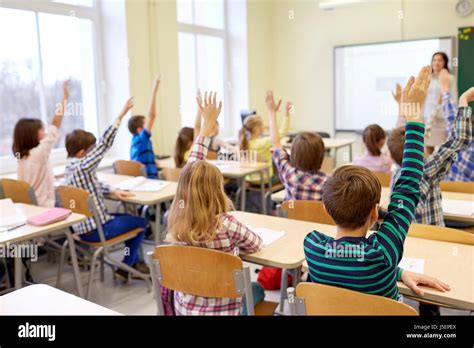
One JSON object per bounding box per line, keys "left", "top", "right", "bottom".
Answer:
{"left": 257, "top": 267, "right": 293, "bottom": 290}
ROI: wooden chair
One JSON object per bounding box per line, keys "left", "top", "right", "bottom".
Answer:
{"left": 287, "top": 282, "right": 417, "bottom": 315}
{"left": 0, "top": 178, "right": 38, "bottom": 205}
{"left": 321, "top": 156, "right": 334, "bottom": 174}
{"left": 148, "top": 245, "right": 276, "bottom": 316}
{"left": 56, "top": 185, "right": 150, "bottom": 299}
{"left": 408, "top": 223, "right": 474, "bottom": 245}
{"left": 372, "top": 172, "right": 391, "bottom": 187}
{"left": 440, "top": 181, "right": 474, "bottom": 194}
{"left": 113, "top": 160, "right": 147, "bottom": 177}
{"left": 160, "top": 167, "right": 182, "bottom": 182}
{"left": 281, "top": 200, "right": 335, "bottom": 225}
{"left": 207, "top": 150, "right": 218, "bottom": 160}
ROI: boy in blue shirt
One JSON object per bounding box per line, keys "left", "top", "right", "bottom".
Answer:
{"left": 129, "top": 76, "right": 160, "bottom": 179}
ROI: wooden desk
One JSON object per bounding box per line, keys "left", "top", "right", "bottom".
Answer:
{"left": 157, "top": 158, "right": 271, "bottom": 213}
{"left": 380, "top": 187, "right": 474, "bottom": 223}
{"left": 282, "top": 137, "right": 355, "bottom": 165}
{"left": 0, "top": 204, "right": 86, "bottom": 296}
{"left": 232, "top": 211, "right": 473, "bottom": 311}
{"left": 0, "top": 284, "right": 121, "bottom": 315}
{"left": 97, "top": 173, "right": 178, "bottom": 244}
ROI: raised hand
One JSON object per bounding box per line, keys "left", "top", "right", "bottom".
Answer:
{"left": 459, "top": 87, "right": 474, "bottom": 107}
{"left": 400, "top": 66, "right": 431, "bottom": 122}
{"left": 438, "top": 68, "right": 450, "bottom": 93}
{"left": 196, "top": 91, "right": 222, "bottom": 137}
{"left": 63, "top": 80, "right": 71, "bottom": 100}
{"left": 113, "top": 189, "right": 136, "bottom": 200}
{"left": 154, "top": 75, "right": 161, "bottom": 91}
{"left": 118, "top": 97, "right": 134, "bottom": 121}
{"left": 401, "top": 270, "right": 450, "bottom": 296}
{"left": 391, "top": 83, "right": 401, "bottom": 104}
{"left": 285, "top": 101, "right": 294, "bottom": 117}
{"left": 265, "top": 90, "right": 282, "bottom": 114}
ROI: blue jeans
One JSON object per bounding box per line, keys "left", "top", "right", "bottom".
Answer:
{"left": 80, "top": 213, "right": 147, "bottom": 266}
{"left": 241, "top": 282, "right": 266, "bottom": 316}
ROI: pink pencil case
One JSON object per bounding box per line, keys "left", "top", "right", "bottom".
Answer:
{"left": 27, "top": 208, "right": 72, "bottom": 226}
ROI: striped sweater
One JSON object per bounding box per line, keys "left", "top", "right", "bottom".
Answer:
{"left": 304, "top": 122, "right": 425, "bottom": 300}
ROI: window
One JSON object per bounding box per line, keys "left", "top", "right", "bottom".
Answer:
{"left": 176, "top": 0, "right": 228, "bottom": 128}
{"left": 0, "top": 1, "right": 100, "bottom": 158}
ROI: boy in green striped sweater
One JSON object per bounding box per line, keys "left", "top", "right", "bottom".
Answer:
{"left": 304, "top": 66, "right": 450, "bottom": 303}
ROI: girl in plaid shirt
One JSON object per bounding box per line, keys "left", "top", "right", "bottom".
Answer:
{"left": 166, "top": 92, "right": 264, "bottom": 315}
{"left": 266, "top": 91, "right": 328, "bottom": 202}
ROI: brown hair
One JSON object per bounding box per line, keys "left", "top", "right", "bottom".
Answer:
{"left": 363, "top": 124, "right": 386, "bottom": 156}
{"left": 323, "top": 165, "right": 381, "bottom": 230}
{"left": 387, "top": 126, "right": 405, "bottom": 166}
{"left": 65, "top": 129, "right": 97, "bottom": 157}
{"left": 12, "top": 118, "right": 44, "bottom": 159}
{"left": 431, "top": 51, "right": 449, "bottom": 72}
{"left": 167, "top": 160, "right": 234, "bottom": 245}
{"left": 239, "top": 115, "right": 263, "bottom": 151}
{"left": 290, "top": 132, "right": 325, "bottom": 174}
{"left": 174, "top": 127, "right": 194, "bottom": 168}
{"left": 128, "top": 115, "right": 145, "bottom": 134}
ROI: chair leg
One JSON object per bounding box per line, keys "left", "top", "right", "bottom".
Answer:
{"left": 56, "top": 240, "right": 69, "bottom": 288}
{"left": 86, "top": 247, "right": 103, "bottom": 300}
{"left": 100, "top": 254, "right": 105, "bottom": 282}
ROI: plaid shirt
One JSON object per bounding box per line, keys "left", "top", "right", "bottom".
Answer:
{"left": 390, "top": 96, "right": 472, "bottom": 226}
{"left": 445, "top": 94, "right": 474, "bottom": 182}
{"left": 172, "top": 135, "right": 263, "bottom": 315}
{"left": 272, "top": 148, "right": 328, "bottom": 201}
{"left": 64, "top": 122, "right": 119, "bottom": 234}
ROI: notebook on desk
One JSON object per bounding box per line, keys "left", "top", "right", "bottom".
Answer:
{"left": 113, "top": 176, "right": 169, "bottom": 192}
{"left": 442, "top": 199, "right": 474, "bottom": 217}
{"left": 0, "top": 199, "right": 26, "bottom": 231}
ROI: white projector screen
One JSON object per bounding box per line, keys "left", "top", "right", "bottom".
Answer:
{"left": 334, "top": 37, "right": 453, "bottom": 132}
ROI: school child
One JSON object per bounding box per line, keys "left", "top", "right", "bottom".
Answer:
{"left": 174, "top": 127, "right": 194, "bottom": 168}
{"left": 304, "top": 67, "right": 450, "bottom": 306}
{"left": 128, "top": 76, "right": 160, "bottom": 179}
{"left": 64, "top": 97, "right": 149, "bottom": 281}
{"left": 13, "top": 81, "right": 70, "bottom": 207}
{"left": 353, "top": 124, "right": 393, "bottom": 173}
{"left": 265, "top": 90, "right": 328, "bottom": 201}
{"left": 166, "top": 92, "right": 264, "bottom": 315}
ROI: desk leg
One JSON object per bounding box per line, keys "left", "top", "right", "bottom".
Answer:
{"left": 277, "top": 268, "right": 289, "bottom": 314}
{"left": 65, "top": 230, "right": 84, "bottom": 298}
{"left": 155, "top": 203, "right": 162, "bottom": 245}
{"left": 260, "top": 171, "right": 266, "bottom": 215}
{"left": 14, "top": 255, "right": 22, "bottom": 289}
{"left": 240, "top": 177, "right": 246, "bottom": 211}
{"left": 348, "top": 143, "right": 353, "bottom": 162}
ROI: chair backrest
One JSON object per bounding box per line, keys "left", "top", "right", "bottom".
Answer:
{"left": 0, "top": 179, "right": 37, "bottom": 205}
{"left": 321, "top": 156, "right": 334, "bottom": 174}
{"left": 291, "top": 282, "right": 417, "bottom": 316}
{"left": 282, "top": 200, "right": 335, "bottom": 225}
{"left": 207, "top": 150, "right": 218, "bottom": 160}
{"left": 160, "top": 167, "right": 182, "bottom": 182}
{"left": 56, "top": 185, "right": 93, "bottom": 218}
{"left": 439, "top": 181, "right": 474, "bottom": 194}
{"left": 372, "top": 172, "right": 391, "bottom": 187}
{"left": 408, "top": 223, "right": 474, "bottom": 245}
{"left": 113, "top": 160, "right": 147, "bottom": 177}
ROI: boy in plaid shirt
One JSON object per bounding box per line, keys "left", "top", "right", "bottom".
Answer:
{"left": 266, "top": 91, "right": 328, "bottom": 202}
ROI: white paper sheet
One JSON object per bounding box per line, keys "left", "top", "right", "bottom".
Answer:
{"left": 0, "top": 199, "right": 26, "bottom": 230}
{"left": 442, "top": 199, "right": 474, "bottom": 217}
{"left": 114, "top": 177, "right": 169, "bottom": 192}
{"left": 250, "top": 227, "right": 286, "bottom": 246}
{"left": 399, "top": 257, "right": 425, "bottom": 274}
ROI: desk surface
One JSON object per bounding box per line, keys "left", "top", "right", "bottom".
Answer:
{"left": 0, "top": 204, "right": 86, "bottom": 244}
{"left": 233, "top": 211, "right": 473, "bottom": 310}
{"left": 0, "top": 284, "right": 121, "bottom": 315}
{"left": 97, "top": 172, "right": 178, "bottom": 205}
{"left": 157, "top": 158, "right": 270, "bottom": 178}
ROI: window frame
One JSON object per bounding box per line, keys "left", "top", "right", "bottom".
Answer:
{"left": 176, "top": 0, "right": 232, "bottom": 130}
{"left": 0, "top": 0, "right": 105, "bottom": 171}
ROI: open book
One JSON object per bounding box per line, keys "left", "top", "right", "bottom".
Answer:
{"left": 0, "top": 198, "right": 26, "bottom": 231}
{"left": 113, "top": 176, "right": 169, "bottom": 192}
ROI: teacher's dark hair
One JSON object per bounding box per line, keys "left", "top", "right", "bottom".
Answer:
{"left": 431, "top": 52, "right": 449, "bottom": 72}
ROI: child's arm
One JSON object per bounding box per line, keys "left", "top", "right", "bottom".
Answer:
{"left": 80, "top": 98, "right": 134, "bottom": 171}
{"left": 375, "top": 66, "right": 431, "bottom": 267}
{"left": 400, "top": 270, "right": 450, "bottom": 296}
{"left": 52, "top": 80, "right": 70, "bottom": 129}
{"left": 392, "top": 83, "right": 406, "bottom": 127}
{"left": 188, "top": 91, "right": 222, "bottom": 163}
{"left": 266, "top": 90, "right": 283, "bottom": 149}
{"left": 225, "top": 214, "right": 263, "bottom": 253}
{"left": 145, "top": 76, "right": 160, "bottom": 132}
{"left": 424, "top": 86, "right": 472, "bottom": 182}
